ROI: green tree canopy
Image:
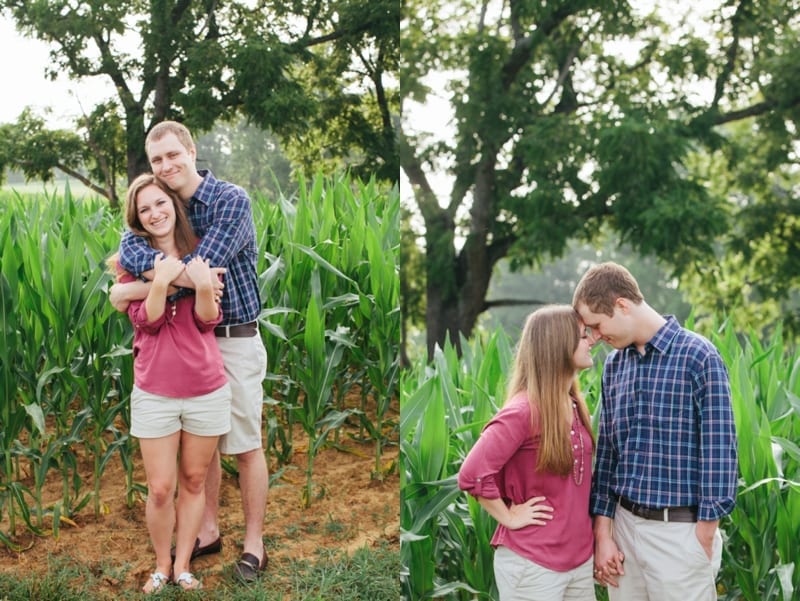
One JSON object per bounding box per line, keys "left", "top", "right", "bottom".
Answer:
{"left": 0, "top": 0, "right": 398, "bottom": 206}
{"left": 401, "top": 0, "right": 800, "bottom": 356}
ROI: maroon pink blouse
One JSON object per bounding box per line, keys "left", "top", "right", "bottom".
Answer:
{"left": 458, "top": 393, "right": 594, "bottom": 571}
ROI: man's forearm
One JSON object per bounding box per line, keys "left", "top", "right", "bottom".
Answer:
{"left": 141, "top": 268, "right": 195, "bottom": 289}
{"left": 109, "top": 280, "right": 151, "bottom": 312}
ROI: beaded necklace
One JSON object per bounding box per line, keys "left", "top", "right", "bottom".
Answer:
{"left": 570, "top": 401, "right": 585, "bottom": 485}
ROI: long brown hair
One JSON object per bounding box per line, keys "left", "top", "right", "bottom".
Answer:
{"left": 124, "top": 173, "right": 197, "bottom": 257}
{"left": 506, "top": 305, "right": 595, "bottom": 475}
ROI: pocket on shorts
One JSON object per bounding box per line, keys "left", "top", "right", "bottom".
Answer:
{"left": 687, "top": 525, "right": 721, "bottom": 572}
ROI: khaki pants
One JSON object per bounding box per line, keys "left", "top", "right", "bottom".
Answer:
{"left": 494, "top": 546, "right": 596, "bottom": 601}
{"left": 608, "top": 504, "right": 722, "bottom": 601}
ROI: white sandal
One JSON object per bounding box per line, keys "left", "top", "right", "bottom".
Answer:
{"left": 143, "top": 571, "right": 169, "bottom": 594}
{"left": 175, "top": 571, "right": 202, "bottom": 590}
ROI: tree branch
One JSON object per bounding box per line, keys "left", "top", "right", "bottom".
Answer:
{"left": 541, "top": 43, "right": 581, "bottom": 108}
{"left": 301, "top": 18, "right": 378, "bottom": 49}
{"left": 53, "top": 163, "right": 112, "bottom": 201}
{"left": 483, "top": 297, "right": 549, "bottom": 310}
{"left": 501, "top": 4, "right": 576, "bottom": 90}
{"left": 711, "top": 0, "right": 749, "bottom": 110}
{"left": 399, "top": 127, "right": 447, "bottom": 222}
{"left": 710, "top": 95, "right": 800, "bottom": 125}
{"left": 92, "top": 33, "right": 137, "bottom": 111}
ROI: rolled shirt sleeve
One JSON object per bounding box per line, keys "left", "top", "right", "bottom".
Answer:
{"left": 458, "top": 399, "right": 532, "bottom": 500}
{"left": 119, "top": 230, "right": 158, "bottom": 278}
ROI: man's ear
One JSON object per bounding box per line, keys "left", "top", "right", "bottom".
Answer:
{"left": 615, "top": 297, "right": 631, "bottom": 314}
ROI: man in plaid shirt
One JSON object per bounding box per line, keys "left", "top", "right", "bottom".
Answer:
{"left": 110, "top": 121, "right": 269, "bottom": 583}
{"left": 573, "top": 262, "right": 737, "bottom": 601}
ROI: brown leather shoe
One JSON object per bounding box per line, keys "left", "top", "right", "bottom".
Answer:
{"left": 234, "top": 546, "right": 268, "bottom": 582}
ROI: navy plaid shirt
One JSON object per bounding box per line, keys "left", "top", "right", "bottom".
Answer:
{"left": 590, "top": 316, "right": 738, "bottom": 521}
{"left": 119, "top": 170, "right": 261, "bottom": 326}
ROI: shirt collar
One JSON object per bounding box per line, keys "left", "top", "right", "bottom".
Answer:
{"left": 191, "top": 169, "right": 217, "bottom": 206}
{"left": 624, "top": 315, "right": 680, "bottom": 356}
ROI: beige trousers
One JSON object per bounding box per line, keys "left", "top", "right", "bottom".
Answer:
{"left": 608, "top": 504, "right": 722, "bottom": 601}
{"left": 494, "top": 546, "right": 596, "bottom": 601}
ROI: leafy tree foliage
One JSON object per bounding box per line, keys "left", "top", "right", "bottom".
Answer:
{"left": 681, "top": 119, "right": 800, "bottom": 338}
{"left": 0, "top": 0, "right": 398, "bottom": 204}
{"left": 401, "top": 0, "right": 800, "bottom": 356}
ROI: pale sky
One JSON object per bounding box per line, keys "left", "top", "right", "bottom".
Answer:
{"left": 0, "top": 17, "right": 116, "bottom": 128}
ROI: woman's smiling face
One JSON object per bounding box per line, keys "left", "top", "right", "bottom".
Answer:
{"left": 135, "top": 184, "right": 176, "bottom": 240}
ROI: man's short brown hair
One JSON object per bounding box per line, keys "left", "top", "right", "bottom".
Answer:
{"left": 572, "top": 262, "right": 644, "bottom": 316}
{"left": 145, "top": 120, "right": 195, "bottom": 156}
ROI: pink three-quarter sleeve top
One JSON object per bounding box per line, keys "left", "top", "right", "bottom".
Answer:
{"left": 458, "top": 393, "right": 594, "bottom": 571}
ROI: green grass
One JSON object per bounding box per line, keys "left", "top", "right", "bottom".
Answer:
{"left": 0, "top": 543, "right": 399, "bottom": 600}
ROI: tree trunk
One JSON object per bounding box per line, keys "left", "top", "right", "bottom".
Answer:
{"left": 423, "top": 225, "right": 496, "bottom": 360}
{"left": 125, "top": 108, "right": 149, "bottom": 185}
{"left": 423, "top": 210, "right": 461, "bottom": 359}
{"left": 401, "top": 130, "right": 501, "bottom": 359}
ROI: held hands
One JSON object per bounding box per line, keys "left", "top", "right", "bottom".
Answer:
{"left": 594, "top": 537, "right": 625, "bottom": 588}
{"left": 505, "top": 496, "right": 554, "bottom": 530}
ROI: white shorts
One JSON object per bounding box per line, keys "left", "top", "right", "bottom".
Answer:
{"left": 130, "top": 383, "right": 232, "bottom": 438}
{"left": 216, "top": 334, "right": 267, "bottom": 455}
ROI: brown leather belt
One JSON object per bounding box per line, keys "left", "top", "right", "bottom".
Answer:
{"left": 214, "top": 322, "right": 257, "bottom": 338}
{"left": 620, "top": 496, "right": 697, "bottom": 523}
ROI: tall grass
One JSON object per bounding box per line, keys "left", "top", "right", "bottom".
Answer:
{"left": 400, "top": 322, "right": 800, "bottom": 601}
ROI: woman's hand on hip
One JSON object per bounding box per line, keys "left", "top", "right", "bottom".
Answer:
{"left": 506, "top": 496, "right": 554, "bottom": 529}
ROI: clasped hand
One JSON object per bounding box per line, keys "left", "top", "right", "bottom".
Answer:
{"left": 153, "top": 253, "right": 185, "bottom": 284}
{"left": 153, "top": 254, "right": 223, "bottom": 299}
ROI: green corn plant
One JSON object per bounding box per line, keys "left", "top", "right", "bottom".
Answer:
{"left": 257, "top": 173, "right": 398, "bottom": 478}
{"left": 292, "top": 277, "right": 354, "bottom": 508}
{"left": 348, "top": 180, "right": 400, "bottom": 479}
{"left": 710, "top": 322, "right": 800, "bottom": 601}
{"left": 401, "top": 331, "right": 513, "bottom": 600}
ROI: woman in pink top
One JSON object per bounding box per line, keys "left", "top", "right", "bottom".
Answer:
{"left": 458, "top": 305, "right": 597, "bottom": 600}
{"left": 112, "top": 174, "right": 231, "bottom": 593}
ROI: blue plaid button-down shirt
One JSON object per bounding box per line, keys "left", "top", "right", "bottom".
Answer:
{"left": 119, "top": 170, "right": 261, "bottom": 326}
{"left": 590, "top": 316, "right": 738, "bottom": 522}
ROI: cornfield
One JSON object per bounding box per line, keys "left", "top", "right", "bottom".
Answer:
{"left": 0, "top": 172, "right": 400, "bottom": 549}
{"left": 400, "top": 321, "right": 800, "bottom": 601}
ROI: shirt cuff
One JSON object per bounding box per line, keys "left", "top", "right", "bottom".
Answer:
{"left": 697, "top": 498, "right": 735, "bottom": 521}
{"left": 590, "top": 495, "right": 617, "bottom": 519}
{"left": 458, "top": 474, "right": 499, "bottom": 499}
